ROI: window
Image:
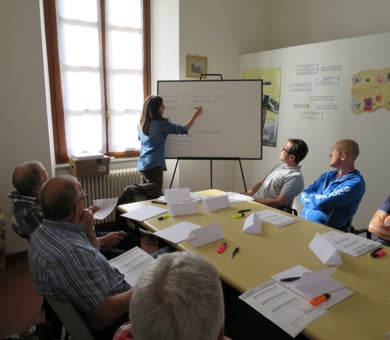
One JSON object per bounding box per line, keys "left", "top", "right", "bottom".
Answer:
{"left": 44, "top": 0, "right": 150, "bottom": 163}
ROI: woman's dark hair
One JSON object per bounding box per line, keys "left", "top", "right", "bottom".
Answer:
{"left": 140, "top": 95, "right": 167, "bottom": 136}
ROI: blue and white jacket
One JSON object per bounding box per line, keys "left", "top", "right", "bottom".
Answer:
{"left": 300, "top": 170, "right": 366, "bottom": 229}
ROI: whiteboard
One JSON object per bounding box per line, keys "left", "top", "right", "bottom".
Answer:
{"left": 157, "top": 80, "right": 263, "bottom": 159}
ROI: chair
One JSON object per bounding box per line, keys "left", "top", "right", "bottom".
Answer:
{"left": 345, "top": 219, "right": 371, "bottom": 239}
{"left": 45, "top": 296, "right": 94, "bottom": 340}
{"left": 279, "top": 205, "right": 298, "bottom": 216}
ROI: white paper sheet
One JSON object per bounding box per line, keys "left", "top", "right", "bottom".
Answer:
{"left": 169, "top": 201, "right": 199, "bottom": 216}
{"left": 309, "top": 233, "right": 343, "bottom": 265}
{"left": 242, "top": 212, "right": 262, "bottom": 234}
{"left": 322, "top": 230, "right": 381, "bottom": 257}
{"left": 202, "top": 195, "right": 230, "bottom": 211}
{"left": 255, "top": 209, "right": 297, "bottom": 226}
{"left": 271, "top": 265, "right": 354, "bottom": 309}
{"left": 188, "top": 223, "right": 224, "bottom": 247}
{"left": 109, "top": 247, "right": 154, "bottom": 286}
{"left": 121, "top": 206, "right": 168, "bottom": 222}
{"left": 154, "top": 221, "right": 201, "bottom": 244}
{"left": 158, "top": 192, "right": 208, "bottom": 203}
{"left": 239, "top": 280, "right": 327, "bottom": 338}
{"left": 92, "top": 197, "right": 118, "bottom": 220}
{"left": 226, "top": 191, "right": 255, "bottom": 203}
{"left": 164, "top": 188, "right": 191, "bottom": 203}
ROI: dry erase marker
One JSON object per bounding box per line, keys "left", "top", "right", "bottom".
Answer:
{"left": 233, "top": 213, "right": 245, "bottom": 219}
{"left": 309, "top": 293, "right": 330, "bottom": 306}
{"left": 217, "top": 242, "right": 227, "bottom": 254}
{"left": 158, "top": 213, "right": 170, "bottom": 221}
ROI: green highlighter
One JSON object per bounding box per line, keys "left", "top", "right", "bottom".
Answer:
{"left": 158, "top": 213, "right": 170, "bottom": 221}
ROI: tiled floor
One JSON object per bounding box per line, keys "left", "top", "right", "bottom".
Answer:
{"left": 0, "top": 253, "right": 44, "bottom": 339}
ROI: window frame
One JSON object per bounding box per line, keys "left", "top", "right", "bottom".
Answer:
{"left": 43, "top": 0, "right": 151, "bottom": 164}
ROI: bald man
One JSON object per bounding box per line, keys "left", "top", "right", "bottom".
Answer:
{"left": 300, "top": 139, "right": 366, "bottom": 229}
{"left": 8, "top": 161, "right": 48, "bottom": 239}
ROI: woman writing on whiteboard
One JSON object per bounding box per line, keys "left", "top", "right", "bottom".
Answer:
{"left": 137, "top": 95, "right": 203, "bottom": 193}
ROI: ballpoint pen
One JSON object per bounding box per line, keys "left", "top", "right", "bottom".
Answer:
{"left": 151, "top": 200, "right": 167, "bottom": 205}
{"left": 230, "top": 246, "right": 240, "bottom": 259}
{"left": 238, "top": 209, "right": 251, "bottom": 214}
{"left": 233, "top": 209, "right": 251, "bottom": 219}
{"left": 280, "top": 276, "right": 301, "bottom": 282}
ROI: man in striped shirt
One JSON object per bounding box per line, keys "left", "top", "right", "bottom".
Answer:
{"left": 29, "top": 175, "right": 132, "bottom": 339}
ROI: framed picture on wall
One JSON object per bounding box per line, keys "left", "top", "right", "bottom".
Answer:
{"left": 186, "top": 55, "right": 208, "bottom": 78}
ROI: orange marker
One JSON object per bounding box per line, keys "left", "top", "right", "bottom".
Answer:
{"left": 309, "top": 293, "right": 330, "bottom": 306}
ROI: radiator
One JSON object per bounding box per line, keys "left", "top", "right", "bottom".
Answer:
{"left": 80, "top": 168, "right": 142, "bottom": 223}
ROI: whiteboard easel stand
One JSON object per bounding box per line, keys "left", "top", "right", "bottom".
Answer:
{"left": 169, "top": 157, "right": 248, "bottom": 192}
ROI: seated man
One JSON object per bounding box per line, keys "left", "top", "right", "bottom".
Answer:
{"left": 114, "top": 252, "right": 231, "bottom": 340}
{"left": 8, "top": 161, "right": 48, "bottom": 239}
{"left": 243, "top": 138, "right": 309, "bottom": 209}
{"left": 368, "top": 195, "right": 390, "bottom": 246}
{"left": 300, "top": 139, "right": 366, "bottom": 229}
{"left": 9, "top": 161, "right": 138, "bottom": 259}
{"left": 29, "top": 175, "right": 132, "bottom": 339}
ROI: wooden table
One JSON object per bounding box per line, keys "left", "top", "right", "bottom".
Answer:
{"left": 119, "top": 189, "right": 390, "bottom": 340}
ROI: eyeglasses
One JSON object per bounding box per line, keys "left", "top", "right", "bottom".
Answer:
{"left": 74, "top": 192, "right": 88, "bottom": 205}
{"left": 281, "top": 146, "right": 292, "bottom": 154}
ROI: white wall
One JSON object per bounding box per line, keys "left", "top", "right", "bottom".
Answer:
{"left": 0, "top": 0, "right": 53, "bottom": 254}
{"left": 240, "top": 31, "right": 390, "bottom": 229}
{"left": 152, "top": 0, "right": 271, "bottom": 191}
{"left": 3, "top": 0, "right": 390, "bottom": 254}
{"left": 270, "top": 0, "right": 390, "bottom": 50}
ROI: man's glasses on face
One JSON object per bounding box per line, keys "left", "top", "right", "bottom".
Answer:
{"left": 74, "top": 192, "right": 88, "bottom": 206}
{"left": 281, "top": 146, "right": 292, "bottom": 154}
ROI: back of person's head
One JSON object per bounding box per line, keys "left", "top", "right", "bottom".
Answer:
{"left": 288, "top": 138, "right": 309, "bottom": 164}
{"left": 130, "top": 251, "right": 225, "bottom": 340}
{"left": 12, "top": 161, "right": 48, "bottom": 197}
{"left": 40, "top": 175, "right": 80, "bottom": 221}
{"left": 336, "top": 139, "right": 360, "bottom": 161}
{"left": 140, "top": 95, "right": 164, "bottom": 135}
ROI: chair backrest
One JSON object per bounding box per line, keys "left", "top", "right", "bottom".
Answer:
{"left": 279, "top": 205, "right": 298, "bottom": 216}
{"left": 45, "top": 296, "right": 94, "bottom": 340}
{"left": 344, "top": 219, "right": 371, "bottom": 239}
{"left": 115, "top": 183, "right": 161, "bottom": 229}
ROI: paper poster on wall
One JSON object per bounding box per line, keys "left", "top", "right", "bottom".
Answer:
{"left": 286, "top": 62, "right": 343, "bottom": 121}
{"left": 241, "top": 68, "right": 281, "bottom": 147}
{"left": 351, "top": 67, "right": 390, "bottom": 114}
